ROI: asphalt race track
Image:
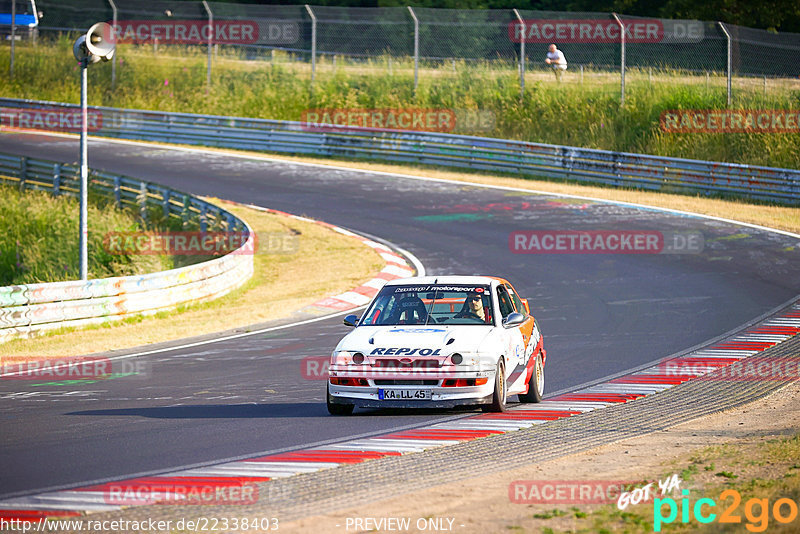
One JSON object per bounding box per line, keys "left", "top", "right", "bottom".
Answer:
{"left": 2, "top": 132, "right": 799, "bottom": 500}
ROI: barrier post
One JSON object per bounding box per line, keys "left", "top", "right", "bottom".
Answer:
{"left": 114, "top": 175, "right": 121, "bottom": 207}
{"left": 18, "top": 156, "right": 27, "bottom": 191}
{"left": 162, "top": 189, "right": 170, "bottom": 218}
{"left": 53, "top": 163, "right": 61, "bottom": 196}
{"left": 139, "top": 181, "right": 148, "bottom": 222}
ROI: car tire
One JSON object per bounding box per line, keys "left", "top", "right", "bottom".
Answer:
{"left": 483, "top": 360, "right": 507, "bottom": 413}
{"left": 519, "top": 352, "right": 544, "bottom": 403}
{"left": 327, "top": 383, "right": 354, "bottom": 416}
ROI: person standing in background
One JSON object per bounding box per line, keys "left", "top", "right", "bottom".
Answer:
{"left": 545, "top": 43, "right": 567, "bottom": 82}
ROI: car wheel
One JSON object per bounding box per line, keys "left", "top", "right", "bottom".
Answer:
{"left": 327, "top": 383, "right": 354, "bottom": 416}
{"left": 483, "top": 360, "right": 507, "bottom": 413}
{"left": 519, "top": 353, "right": 544, "bottom": 403}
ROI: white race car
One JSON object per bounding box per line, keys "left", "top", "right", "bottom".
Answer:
{"left": 327, "top": 275, "right": 546, "bottom": 415}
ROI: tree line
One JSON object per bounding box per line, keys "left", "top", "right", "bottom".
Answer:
{"left": 220, "top": 0, "right": 800, "bottom": 33}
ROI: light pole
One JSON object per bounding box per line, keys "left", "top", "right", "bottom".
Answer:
{"left": 72, "top": 22, "right": 115, "bottom": 280}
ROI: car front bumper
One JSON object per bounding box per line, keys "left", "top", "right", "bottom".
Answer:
{"left": 327, "top": 366, "right": 496, "bottom": 408}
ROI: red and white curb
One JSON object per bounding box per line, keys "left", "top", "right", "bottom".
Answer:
{"left": 2, "top": 302, "right": 797, "bottom": 521}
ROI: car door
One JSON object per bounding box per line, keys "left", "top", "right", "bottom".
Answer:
{"left": 495, "top": 285, "right": 527, "bottom": 388}
{"left": 505, "top": 283, "right": 537, "bottom": 361}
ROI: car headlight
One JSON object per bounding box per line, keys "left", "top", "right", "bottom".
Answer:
{"left": 448, "top": 352, "right": 480, "bottom": 366}
{"left": 332, "top": 350, "right": 352, "bottom": 364}
{"left": 332, "top": 351, "right": 366, "bottom": 365}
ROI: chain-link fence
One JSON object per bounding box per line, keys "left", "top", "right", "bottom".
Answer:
{"left": 4, "top": 1, "right": 800, "bottom": 103}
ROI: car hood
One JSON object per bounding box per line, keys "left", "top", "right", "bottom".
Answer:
{"left": 336, "top": 325, "right": 493, "bottom": 357}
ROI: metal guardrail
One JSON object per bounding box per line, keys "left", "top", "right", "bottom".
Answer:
{"left": 1, "top": 97, "right": 798, "bottom": 205}
{"left": 0, "top": 151, "right": 254, "bottom": 343}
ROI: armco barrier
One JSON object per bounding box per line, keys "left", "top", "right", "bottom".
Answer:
{"left": 1, "top": 98, "right": 799, "bottom": 204}
{"left": 0, "top": 152, "right": 254, "bottom": 343}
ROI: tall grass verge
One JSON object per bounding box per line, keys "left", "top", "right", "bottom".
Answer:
{"left": 1, "top": 38, "right": 798, "bottom": 168}
{"left": 0, "top": 185, "right": 169, "bottom": 285}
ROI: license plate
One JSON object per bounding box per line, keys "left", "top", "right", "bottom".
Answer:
{"left": 378, "top": 389, "right": 432, "bottom": 400}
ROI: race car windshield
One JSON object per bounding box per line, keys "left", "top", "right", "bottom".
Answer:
{"left": 360, "top": 284, "right": 493, "bottom": 326}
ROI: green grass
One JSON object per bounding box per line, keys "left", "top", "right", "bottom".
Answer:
{"left": 2, "top": 36, "right": 799, "bottom": 169}
{"left": 532, "top": 509, "right": 567, "bottom": 519}
{"left": 0, "top": 185, "right": 170, "bottom": 285}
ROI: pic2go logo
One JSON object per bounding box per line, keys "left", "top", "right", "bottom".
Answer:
{"left": 654, "top": 489, "right": 799, "bottom": 532}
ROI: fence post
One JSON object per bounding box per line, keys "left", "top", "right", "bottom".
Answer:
{"left": 408, "top": 6, "right": 419, "bottom": 93}
{"left": 718, "top": 21, "right": 732, "bottom": 107}
{"left": 202, "top": 1, "right": 212, "bottom": 92}
{"left": 9, "top": 0, "right": 15, "bottom": 79}
{"left": 53, "top": 163, "right": 61, "bottom": 197}
{"left": 305, "top": 5, "right": 317, "bottom": 88}
{"left": 108, "top": 0, "right": 117, "bottom": 90}
{"left": 612, "top": 13, "right": 625, "bottom": 106}
{"left": 513, "top": 9, "right": 525, "bottom": 100}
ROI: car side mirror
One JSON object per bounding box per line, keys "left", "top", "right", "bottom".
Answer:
{"left": 343, "top": 314, "right": 359, "bottom": 327}
{"left": 503, "top": 312, "right": 525, "bottom": 328}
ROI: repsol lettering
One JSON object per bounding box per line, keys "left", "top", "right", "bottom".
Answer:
{"left": 370, "top": 348, "right": 442, "bottom": 356}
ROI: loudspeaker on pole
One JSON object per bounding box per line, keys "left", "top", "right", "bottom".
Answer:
{"left": 73, "top": 22, "right": 115, "bottom": 64}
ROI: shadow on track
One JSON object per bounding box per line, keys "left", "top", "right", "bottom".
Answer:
{"left": 67, "top": 403, "right": 483, "bottom": 419}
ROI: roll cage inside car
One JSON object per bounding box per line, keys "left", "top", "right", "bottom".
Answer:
{"left": 359, "top": 284, "right": 496, "bottom": 326}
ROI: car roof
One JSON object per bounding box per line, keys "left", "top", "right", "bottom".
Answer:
{"left": 384, "top": 275, "right": 505, "bottom": 286}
